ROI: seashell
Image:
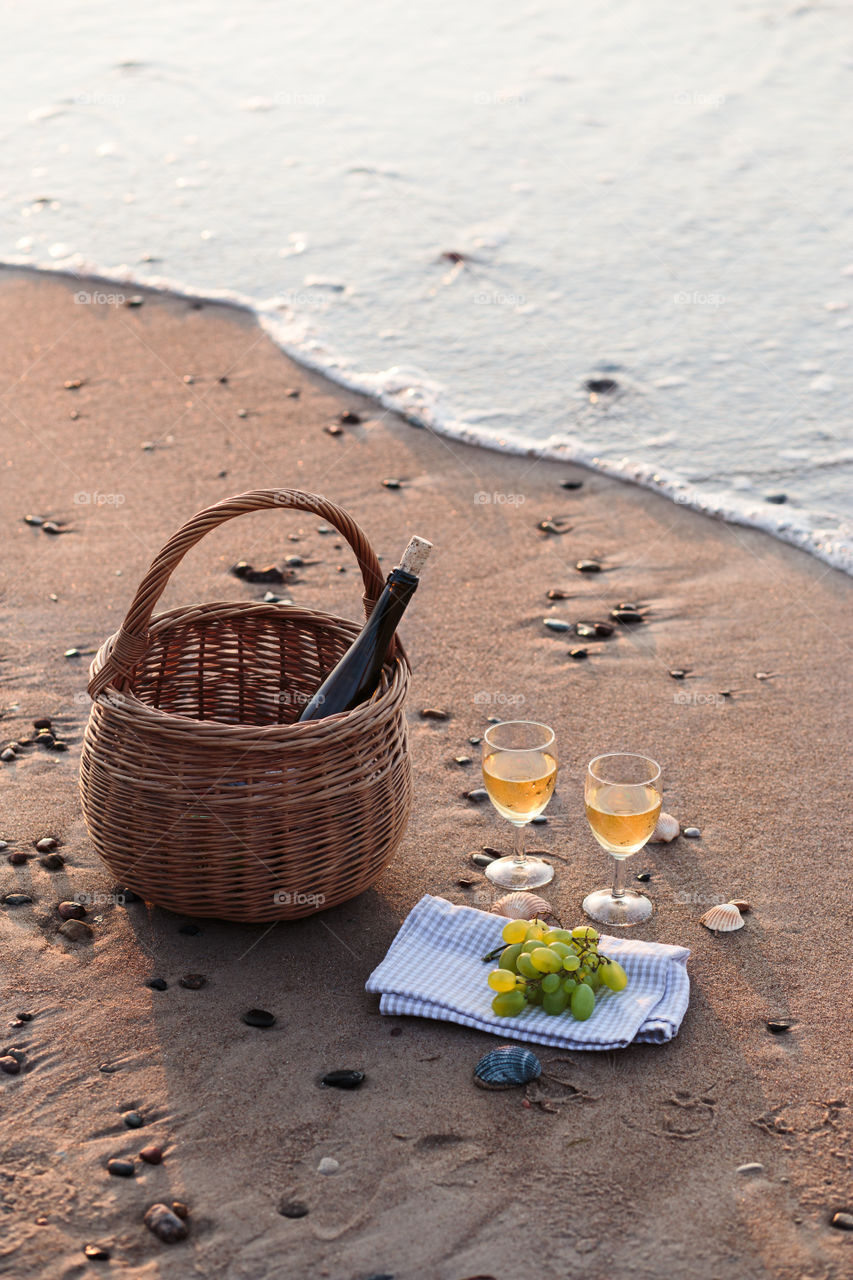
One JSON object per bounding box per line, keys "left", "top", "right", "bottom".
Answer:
{"left": 649, "top": 812, "right": 679, "bottom": 843}
{"left": 490, "top": 891, "right": 558, "bottom": 924}
{"left": 474, "top": 1045, "right": 541, "bottom": 1090}
{"left": 700, "top": 902, "right": 744, "bottom": 933}
{"left": 730, "top": 899, "right": 750, "bottom": 913}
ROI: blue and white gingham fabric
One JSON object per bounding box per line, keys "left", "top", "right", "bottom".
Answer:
{"left": 365, "top": 895, "right": 690, "bottom": 1050}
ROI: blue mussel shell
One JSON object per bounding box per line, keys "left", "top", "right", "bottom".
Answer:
{"left": 474, "top": 1045, "right": 542, "bottom": 1090}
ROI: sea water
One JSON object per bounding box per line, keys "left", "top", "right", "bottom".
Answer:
{"left": 3, "top": 0, "right": 851, "bottom": 571}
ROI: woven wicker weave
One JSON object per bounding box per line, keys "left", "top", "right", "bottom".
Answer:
{"left": 79, "top": 489, "right": 413, "bottom": 922}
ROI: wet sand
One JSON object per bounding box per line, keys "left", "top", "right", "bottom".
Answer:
{"left": 0, "top": 267, "right": 851, "bottom": 1280}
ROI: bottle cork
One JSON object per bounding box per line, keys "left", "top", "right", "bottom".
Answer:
{"left": 398, "top": 535, "right": 432, "bottom": 577}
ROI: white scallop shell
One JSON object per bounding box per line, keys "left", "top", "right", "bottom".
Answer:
{"left": 700, "top": 902, "right": 744, "bottom": 932}
{"left": 649, "top": 812, "right": 679, "bottom": 843}
{"left": 489, "top": 891, "right": 557, "bottom": 923}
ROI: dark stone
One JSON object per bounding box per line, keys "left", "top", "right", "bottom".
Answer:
{"left": 339, "top": 410, "right": 362, "bottom": 424}
{"left": 454, "top": 756, "right": 472, "bottom": 766}
{"left": 560, "top": 479, "right": 584, "bottom": 489}
{"left": 610, "top": 608, "right": 644, "bottom": 624}
{"left": 457, "top": 877, "right": 477, "bottom": 887}
{"left": 285, "top": 387, "right": 300, "bottom": 397}
{"left": 3, "top": 893, "right": 33, "bottom": 906}
{"left": 126, "top": 295, "right": 145, "bottom": 308}
{"left": 669, "top": 669, "right": 689, "bottom": 680}
{"left": 145, "top": 978, "right": 168, "bottom": 991}
{"left": 179, "top": 974, "right": 206, "bottom": 989}
{"left": 40, "top": 854, "right": 65, "bottom": 870}
{"left": 139, "top": 1145, "right": 163, "bottom": 1164}
{"left": 568, "top": 648, "right": 589, "bottom": 660}
{"left": 115, "top": 887, "right": 141, "bottom": 903}
{"left": 178, "top": 924, "right": 200, "bottom": 936}
{"left": 584, "top": 377, "right": 619, "bottom": 394}
{"left": 58, "top": 920, "right": 93, "bottom": 942}
{"left": 64, "top": 648, "right": 80, "bottom": 659}
{"left": 49, "top": 740, "right": 69, "bottom": 752}
{"left": 278, "top": 1199, "right": 309, "bottom": 1218}
{"left": 682, "top": 827, "right": 701, "bottom": 839}
{"left": 764, "top": 492, "right": 787, "bottom": 504}
{"left": 468, "top": 736, "right": 482, "bottom": 745}
{"left": 58, "top": 901, "right": 86, "bottom": 920}
{"left": 382, "top": 478, "right": 402, "bottom": 489}
{"left": 122, "top": 1111, "right": 144, "bottom": 1129}
{"left": 575, "top": 560, "right": 602, "bottom": 573}
{"left": 465, "top": 789, "right": 489, "bottom": 803}
{"left": 321, "top": 1070, "right": 365, "bottom": 1090}
{"left": 486, "top": 715, "right": 501, "bottom": 724}
{"left": 636, "top": 871, "right": 651, "bottom": 883}
{"left": 42, "top": 522, "right": 65, "bottom": 535}
{"left": 171, "top": 1201, "right": 189, "bottom": 1220}
{"left": 766, "top": 1020, "right": 794, "bottom": 1034}
{"left": 0, "top": 1056, "right": 21, "bottom": 1075}
{"left": 546, "top": 588, "right": 570, "bottom": 600}
{"left": 83, "top": 1244, "right": 111, "bottom": 1261}
{"left": 107, "top": 1158, "right": 135, "bottom": 1177}
{"left": 530, "top": 816, "right": 548, "bottom": 825}
{"left": 242, "top": 1008, "right": 276, "bottom": 1028}
{"left": 830, "top": 1212, "right": 853, "bottom": 1231}
{"left": 35, "top": 837, "right": 57, "bottom": 852}
{"left": 390, "top": 1027, "right": 402, "bottom": 1037}
{"left": 419, "top": 708, "right": 449, "bottom": 720}
{"left": 144, "top": 1202, "right": 188, "bottom": 1243}
{"left": 543, "top": 618, "right": 570, "bottom": 632}
{"left": 471, "top": 853, "right": 495, "bottom": 868}
{"left": 15, "top": 1012, "right": 33, "bottom": 1022}
{"left": 99, "top": 1063, "right": 122, "bottom": 1073}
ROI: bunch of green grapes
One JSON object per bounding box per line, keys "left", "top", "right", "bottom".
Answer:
{"left": 485, "top": 919, "right": 628, "bottom": 1020}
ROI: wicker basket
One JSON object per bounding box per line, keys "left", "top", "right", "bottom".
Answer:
{"left": 79, "top": 489, "right": 413, "bottom": 922}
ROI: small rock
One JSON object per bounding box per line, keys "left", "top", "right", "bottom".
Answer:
{"left": 560, "top": 479, "right": 584, "bottom": 490}
{"left": 682, "top": 827, "right": 701, "bottom": 839}
{"left": 15, "top": 1012, "right": 33, "bottom": 1022}
{"left": 284, "top": 554, "right": 304, "bottom": 567}
{"left": 317, "top": 525, "right": 332, "bottom": 534}
{"left": 83, "top": 1244, "right": 111, "bottom": 1260}
{"left": 49, "top": 740, "right": 69, "bottom": 752}
{"left": 126, "top": 296, "right": 145, "bottom": 308}
{"left": 24, "top": 514, "right": 45, "bottom": 526}
{"left": 182, "top": 374, "right": 194, "bottom": 384}
{"left": 584, "top": 377, "right": 619, "bottom": 394}
{"left": 830, "top": 1212, "right": 853, "bottom": 1231}
{"left": 610, "top": 608, "right": 644, "bottom": 624}
{"left": 179, "top": 974, "right": 206, "bottom": 989}
{"left": 35, "top": 837, "right": 57, "bottom": 852}
{"left": 568, "top": 648, "right": 588, "bottom": 660}
{"left": 465, "top": 788, "right": 489, "bottom": 803}
{"left": 278, "top": 1199, "right": 309, "bottom": 1218}
{"left": 457, "top": 877, "right": 477, "bottom": 887}
{"left": 736, "top": 1163, "right": 764, "bottom": 1175}
{"left": 64, "top": 648, "right": 80, "bottom": 659}
{"left": 669, "top": 669, "right": 689, "bottom": 680}
{"left": 7, "top": 853, "right": 29, "bottom": 866}
{"left": 763, "top": 493, "right": 787, "bottom": 504}
{"left": 324, "top": 423, "right": 343, "bottom": 436}
{"left": 538, "top": 518, "right": 572, "bottom": 535}
{"left": 471, "top": 853, "right": 495, "bottom": 868}
{"left": 58, "top": 901, "right": 86, "bottom": 920}
{"left": 107, "top": 1158, "right": 135, "bottom": 1177}
{"left": 242, "top": 1008, "right": 276, "bottom": 1028}
{"left": 320, "top": 1070, "right": 364, "bottom": 1090}
{"left": 285, "top": 387, "right": 300, "bottom": 398}
{"left": 122, "top": 1111, "right": 144, "bottom": 1129}
{"left": 419, "top": 708, "right": 449, "bottom": 720}
{"left": 2, "top": 893, "right": 33, "bottom": 906}
{"left": 33, "top": 718, "right": 53, "bottom": 729}
{"left": 636, "top": 871, "right": 651, "bottom": 883}
{"left": 0, "top": 748, "right": 16, "bottom": 763}
{"left": 766, "top": 1019, "right": 794, "bottom": 1034}
{"left": 144, "top": 1202, "right": 188, "bottom": 1243}
{"left": 171, "top": 1202, "right": 189, "bottom": 1220}
{"left": 543, "top": 618, "right": 570, "bottom": 632}
{"left": 40, "top": 854, "right": 65, "bottom": 870}
{"left": 317, "top": 1157, "right": 340, "bottom": 1175}
{"left": 139, "top": 1145, "right": 163, "bottom": 1164}
{"left": 530, "top": 815, "right": 548, "bottom": 825}
{"left": 99, "top": 1062, "right": 122, "bottom": 1073}
{"left": 64, "top": 379, "right": 84, "bottom": 390}
{"left": 547, "top": 589, "right": 570, "bottom": 600}
{"left": 453, "top": 755, "right": 473, "bottom": 766}
{"left": 382, "top": 478, "right": 402, "bottom": 490}
{"left": 468, "top": 736, "right": 482, "bottom": 746}
{"left": 236, "top": 408, "right": 248, "bottom": 418}
{"left": 339, "top": 410, "right": 362, "bottom": 424}
{"left": 145, "top": 978, "right": 168, "bottom": 991}
{"left": 0, "top": 1056, "right": 21, "bottom": 1075}
{"left": 59, "top": 920, "right": 93, "bottom": 942}
{"left": 575, "top": 560, "right": 602, "bottom": 573}
{"left": 178, "top": 923, "right": 200, "bottom": 936}
{"left": 486, "top": 715, "right": 501, "bottom": 724}
{"left": 42, "top": 522, "right": 65, "bottom": 535}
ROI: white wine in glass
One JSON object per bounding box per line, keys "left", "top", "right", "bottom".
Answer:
{"left": 583, "top": 754, "right": 661, "bottom": 926}
{"left": 481, "top": 721, "right": 557, "bottom": 890}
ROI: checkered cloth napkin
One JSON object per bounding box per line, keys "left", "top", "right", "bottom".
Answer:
{"left": 365, "top": 895, "right": 690, "bottom": 1050}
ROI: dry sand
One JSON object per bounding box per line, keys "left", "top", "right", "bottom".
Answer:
{"left": 0, "top": 267, "right": 851, "bottom": 1280}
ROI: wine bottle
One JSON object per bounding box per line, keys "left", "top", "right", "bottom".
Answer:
{"left": 297, "top": 535, "right": 432, "bottom": 721}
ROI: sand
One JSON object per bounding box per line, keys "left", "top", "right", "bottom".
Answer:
{"left": 0, "top": 266, "right": 851, "bottom": 1280}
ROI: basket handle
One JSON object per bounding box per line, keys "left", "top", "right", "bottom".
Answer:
{"left": 88, "top": 488, "right": 396, "bottom": 697}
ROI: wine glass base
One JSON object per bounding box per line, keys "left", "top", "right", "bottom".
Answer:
{"left": 582, "top": 887, "right": 652, "bottom": 927}
{"left": 485, "top": 856, "right": 554, "bottom": 890}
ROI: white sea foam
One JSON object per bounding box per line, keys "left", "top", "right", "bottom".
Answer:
{"left": 2, "top": 0, "right": 851, "bottom": 574}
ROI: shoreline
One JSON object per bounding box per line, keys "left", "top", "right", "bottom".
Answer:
{"left": 5, "top": 260, "right": 850, "bottom": 578}
{"left": 1, "top": 265, "right": 851, "bottom": 1280}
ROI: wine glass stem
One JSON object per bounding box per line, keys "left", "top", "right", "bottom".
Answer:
{"left": 511, "top": 822, "right": 527, "bottom": 866}
{"left": 611, "top": 855, "right": 626, "bottom": 900}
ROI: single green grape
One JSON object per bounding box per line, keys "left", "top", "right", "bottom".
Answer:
{"left": 600, "top": 959, "right": 628, "bottom": 991}
{"left": 501, "top": 920, "right": 528, "bottom": 945}
{"left": 488, "top": 968, "right": 518, "bottom": 994}
{"left": 516, "top": 953, "right": 539, "bottom": 979}
{"left": 541, "top": 972, "right": 561, "bottom": 994}
{"left": 562, "top": 977, "right": 578, "bottom": 994}
{"left": 542, "top": 988, "right": 569, "bottom": 1015}
{"left": 492, "top": 989, "right": 527, "bottom": 1016}
{"left": 527, "top": 923, "right": 547, "bottom": 941}
{"left": 571, "top": 926, "right": 599, "bottom": 945}
{"left": 562, "top": 954, "right": 580, "bottom": 972}
{"left": 570, "top": 983, "right": 596, "bottom": 1020}
{"left": 527, "top": 984, "right": 544, "bottom": 1005}
{"left": 499, "top": 943, "right": 523, "bottom": 973}
{"left": 522, "top": 938, "right": 545, "bottom": 954}
{"left": 530, "top": 947, "right": 562, "bottom": 974}
{"left": 548, "top": 941, "right": 572, "bottom": 959}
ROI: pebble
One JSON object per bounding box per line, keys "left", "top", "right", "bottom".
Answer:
{"left": 547, "top": 589, "right": 570, "bottom": 600}
{"left": 317, "top": 525, "right": 333, "bottom": 534}
{"left": 736, "top": 1163, "right": 764, "bottom": 1175}
{"left": 59, "top": 920, "right": 93, "bottom": 942}
{"left": 178, "top": 923, "right": 200, "bottom": 936}
{"left": 83, "top": 1244, "right": 111, "bottom": 1260}
{"left": 457, "top": 877, "right": 477, "bottom": 887}
{"left": 339, "top": 410, "right": 362, "bottom": 424}
{"left": 24, "top": 514, "right": 45, "bottom": 526}
{"left": 144, "top": 1202, "right": 188, "bottom": 1243}
{"left": 236, "top": 408, "right": 248, "bottom": 418}
{"left": 543, "top": 618, "right": 570, "bottom": 632}
{"left": 766, "top": 1019, "right": 794, "bottom": 1034}
{"left": 99, "top": 1063, "right": 122, "bottom": 1073}
{"left": 284, "top": 554, "right": 304, "bottom": 567}
{"left": 419, "top": 708, "right": 449, "bottom": 720}
{"left": 107, "top": 1158, "right": 135, "bottom": 1177}
{"left": 172, "top": 1201, "right": 189, "bottom": 1220}
{"left": 560, "top": 479, "right": 584, "bottom": 490}
{"left": 682, "top": 827, "right": 701, "bottom": 839}
{"left": 471, "top": 853, "right": 495, "bottom": 868}
{"left": 538, "top": 518, "right": 572, "bottom": 535}
{"left": 7, "top": 853, "right": 29, "bottom": 865}
{"left": 139, "top": 1145, "right": 163, "bottom": 1164}
{"left": 35, "top": 837, "right": 57, "bottom": 852}
{"left": 324, "top": 423, "right": 343, "bottom": 436}
{"left": 382, "top": 478, "right": 402, "bottom": 489}
{"left": 40, "top": 854, "right": 65, "bottom": 870}
{"left": 0, "top": 1056, "right": 21, "bottom": 1075}
{"left": 568, "top": 648, "right": 588, "bottom": 660}
{"left": 146, "top": 978, "right": 168, "bottom": 991}
{"left": 64, "top": 379, "right": 84, "bottom": 390}
{"left": 486, "top": 715, "right": 501, "bottom": 724}
{"left": 317, "top": 1157, "right": 340, "bottom": 1175}
{"left": 831, "top": 1212, "right": 853, "bottom": 1231}
{"left": 530, "top": 815, "right": 548, "bottom": 825}
{"left": 49, "top": 741, "right": 68, "bottom": 752}
{"left": 278, "top": 1199, "right": 309, "bottom": 1218}
{"left": 179, "top": 974, "right": 206, "bottom": 989}
{"left": 454, "top": 755, "right": 473, "bottom": 765}
{"left": 242, "top": 1008, "right": 276, "bottom": 1028}
{"left": 126, "top": 295, "right": 145, "bottom": 308}
{"left": 669, "top": 669, "right": 689, "bottom": 679}
{"left": 465, "top": 788, "right": 489, "bottom": 803}
{"left": 64, "top": 648, "right": 80, "bottom": 659}
{"left": 1, "top": 749, "right": 16, "bottom": 763}
{"left": 468, "top": 737, "right": 482, "bottom": 745}
{"left": 285, "top": 388, "right": 300, "bottom": 398}
{"left": 320, "top": 1069, "right": 364, "bottom": 1090}
{"left": 610, "top": 608, "right": 644, "bottom": 624}
{"left": 575, "top": 560, "right": 602, "bottom": 573}
{"left": 636, "top": 871, "right": 651, "bottom": 883}
{"left": 58, "top": 901, "right": 86, "bottom": 920}
{"left": 3, "top": 893, "right": 33, "bottom": 906}
{"left": 764, "top": 493, "right": 787, "bottom": 504}
{"left": 35, "top": 731, "right": 55, "bottom": 747}
{"left": 122, "top": 1111, "right": 144, "bottom": 1129}
{"left": 42, "top": 521, "right": 66, "bottom": 535}
{"left": 584, "top": 377, "right": 619, "bottom": 394}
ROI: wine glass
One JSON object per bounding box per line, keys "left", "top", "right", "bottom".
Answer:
{"left": 582, "top": 753, "right": 661, "bottom": 926}
{"left": 481, "top": 721, "right": 558, "bottom": 889}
